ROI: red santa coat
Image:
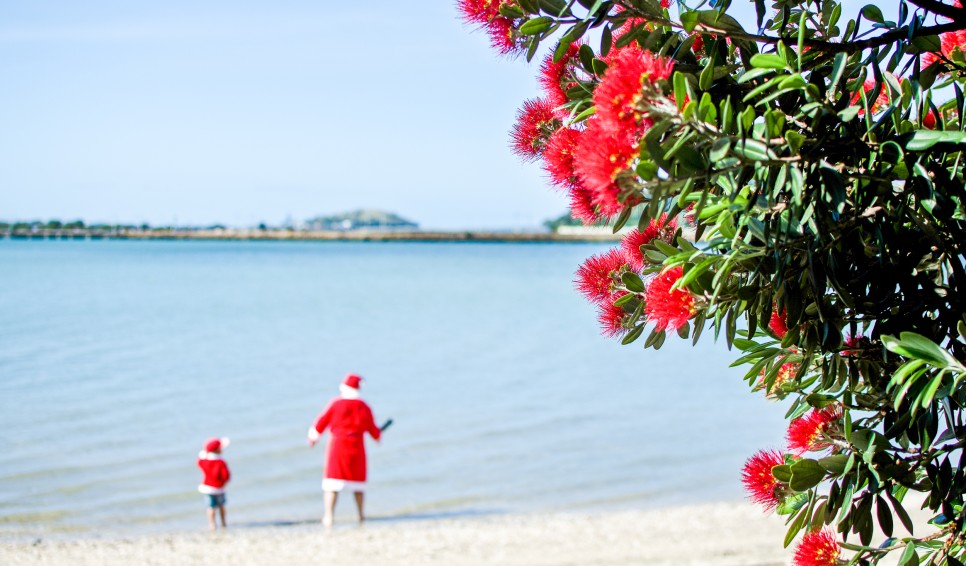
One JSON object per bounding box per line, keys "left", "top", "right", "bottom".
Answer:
{"left": 197, "top": 453, "right": 231, "bottom": 494}
{"left": 309, "top": 398, "right": 381, "bottom": 482}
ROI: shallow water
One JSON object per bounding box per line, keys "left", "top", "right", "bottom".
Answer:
{"left": 0, "top": 240, "right": 786, "bottom": 538}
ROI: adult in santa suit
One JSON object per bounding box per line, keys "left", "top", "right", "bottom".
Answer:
{"left": 307, "top": 373, "right": 381, "bottom": 526}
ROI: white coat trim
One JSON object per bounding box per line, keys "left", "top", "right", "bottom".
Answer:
{"left": 307, "top": 427, "right": 321, "bottom": 442}
{"left": 198, "top": 484, "right": 226, "bottom": 495}
{"left": 322, "top": 478, "right": 366, "bottom": 492}
{"left": 199, "top": 451, "right": 223, "bottom": 460}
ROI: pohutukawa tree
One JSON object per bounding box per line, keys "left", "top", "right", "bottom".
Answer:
{"left": 460, "top": 0, "right": 966, "bottom": 564}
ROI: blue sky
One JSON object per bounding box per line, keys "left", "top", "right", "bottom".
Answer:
{"left": 0, "top": 1, "right": 907, "bottom": 229}
{"left": 0, "top": 1, "right": 560, "bottom": 230}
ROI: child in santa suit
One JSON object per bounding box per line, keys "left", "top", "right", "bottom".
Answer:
{"left": 307, "top": 374, "right": 381, "bottom": 526}
{"left": 197, "top": 437, "right": 231, "bottom": 530}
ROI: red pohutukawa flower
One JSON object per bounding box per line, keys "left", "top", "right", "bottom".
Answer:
{"left": 644, "top": 266, "right": 695, "bottom": 332}
{"left": 457, "top": 0, "right": 500, "bottom": 25}
{"left": 758, "top": 362, "right": 797, "bottom": 400}
{"left": 575, "top": 248, "right": 629, "bottom": 304}
{"left": 922, "top": 29, "right": 966, "bottom": 67}
{"left": 769, "top": 309, "right": 788, "bottom": 339}
{"left": 842, "top": 333, "right": 868, "bottom": 357}
{"left": 792, "top": 529, "right": 841, "bottom": 566}
{"left": 510, "top": 98, "right": 560, "bottom": 161}
{"left": 620, "top": 214, "right": 678, "bottom": 270}
{"left": 568, "top": 184, "right": 603, "bottom": 225}
{"left": 457, "top": 1, "right": 526, "bottom": 56}
{"left": 543, "top": 127, "right": 582, "bottom": 189}
{"left": 598, "top": 299, "right": 630, "bottom": 337}
{"left": 486, "top": 16, "right": 525, "bottom": 56}
{"left": 539, "top": 43, "right": 580, "bottom": 110}
{"left": 574, "top": 118, "right": 640, "bottom": 216}
{"left": 787, "top": 405, "right": 843, "bottom": 455}
{"left": 741, "top": 449, "right": 788, "bottom": 512}
{"left": 850, "top": 79, "right": 890, "bottom": 115}
{"left": 594, "top": 44, "right": 674, "bottom": 134}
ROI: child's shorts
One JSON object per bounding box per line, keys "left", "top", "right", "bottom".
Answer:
{"left": 206, "top": 493, "right": 226, "bottom": 508}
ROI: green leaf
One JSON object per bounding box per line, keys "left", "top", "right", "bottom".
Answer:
{"left": 519, "top": 16, "right": 554, "bottom": 35}
{"left": 876, "top": 495, "right": 894, "bottom": 538}
{"left": 861, "top": 5, "right": 884, "bottom": 24}
{"left": 898, "top": 543, "right": 919, "bottom": 566}
{"left": 784, "top": 505, "right": 808, "bottom": 548}
{"left": 621, "top": 272, "right": 646, "bottom": 293}
{"left": 737, "top": 67, "right": 776, "bottom": 84}
{"left": 819, "top": 454, "right": 849, "bottom": 475}
{"left": 709, "top": 138, "right": 731, "bottom": 162}
{"left": 903, "top": 130, "right": 966, "bottom": 151}
{"left": 772, "top": 464, "right": 792, "bottom": 483}
{"left": 732, "top": 139, "right": 777, "bottom": 161}
{"left": 538, "top": 0, "right": 570, "bottom": 16}
{"left": 785, "top": 131, "right": 805, "bottom": 154}
{"left": 621, "top": 324, "right": 645, "bottom": 345}
{"left": 673, "top": 71, "right": 690, "bottom": 111}
{"left": 749, "top": 53, "right": 787, "bottom": 69}
{"left": 789, "top": 459, "right": 826, "bottom": 491}
{"left": 883, "top": 332, "right": 961, "bottom": 369}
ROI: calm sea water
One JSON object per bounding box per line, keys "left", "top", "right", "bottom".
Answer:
{"left": 0, "top": 240, "right": 786, "bottom": 539}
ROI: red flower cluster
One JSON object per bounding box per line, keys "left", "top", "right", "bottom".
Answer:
{"left": 575, "top": 248, "right": 630, "bottom": 304}
{"left": 621, "top": 214, "right": 678, "bottom": 270}
{"left": 575, "top": 249, "right": 633, "bottom": 336}
{"left": 787, "top": 405, "right": 843, "bottom": 455}
{"left": 510, "top": 98, "right": 561, "bottom": 161}
{"left": 457, "top": 0, "right": 526, "bottom": 56}
{"left": 758, "top": 362, "right": 797, "bottom": 400}
{"left": 598, "top": 299, "right": 629, "bottom": 337}
{"left": 595, "top": 44, "right": 674, "bottom": 134}
{"left": 850, "top": 79, "right": 890, "bottom": 115}
{"left": 923, "top": 29, "right": 966, "bottom": 67}
{"left": 769, "top": 309, "right": 788, "bottom": 339}
{"left": 539, "top": 43, "right": 580, "bottom": 109}
{"left": 543, "top": 127, "right": 582, "bottom": 190}
{"left": 644, "top": 266, "right": 695, "bottom": 332}
{"left": 841, "top": 333, "right": 868, "bottom": 357}
{"left": 792, "top": 529, "right": 841, "bottom": 566}
{"left": 741, "top": 449, "right": 788, "bottom": 512}
{"left": 574, "top": 118, "right": 641, "bottom": 216}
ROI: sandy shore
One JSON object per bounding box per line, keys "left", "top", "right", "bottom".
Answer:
{"left": 2, "top": 501, "right": 798, "bottom": 566}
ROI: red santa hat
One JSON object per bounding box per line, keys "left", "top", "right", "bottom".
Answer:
{"left": 343, "top": 374, "right": 362, "bottom": 389}
{"left": 204, "top": 437, "right": 231, "bottom": 453}
{"left": 340, "top": 374, "right": 362, "bottom": 399}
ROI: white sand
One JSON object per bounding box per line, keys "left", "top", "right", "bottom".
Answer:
{"left": 2, "top": 501, "right": 797, "bottom": 566}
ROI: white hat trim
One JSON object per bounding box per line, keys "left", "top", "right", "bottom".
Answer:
{"left": 340, "top": 384, "right": 360, "bottom": 399}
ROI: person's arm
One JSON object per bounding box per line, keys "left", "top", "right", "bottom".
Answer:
{"left": 308, "top": 401, "right": 335, "bottom": 446}
{"left": 221, "top": 462, "right": 231, "bottom": 485}
{"left": 365, "top": 405, "right": 382, "bottom": 441}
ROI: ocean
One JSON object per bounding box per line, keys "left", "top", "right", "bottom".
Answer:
{"left": 0, "top": 240, "right": 786, "bottom": 538}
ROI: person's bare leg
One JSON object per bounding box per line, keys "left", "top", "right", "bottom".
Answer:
{"left": 206, "top": 507, "right": 216, "bottom": 531}
{"left": 353, "top": 491, "right": 365, "bottom": 524}
{"left": 323, "top": 490, "right": 338, "bottom": 527}
{"left": 218, "top": 505, "right": 227, "bottom": 528}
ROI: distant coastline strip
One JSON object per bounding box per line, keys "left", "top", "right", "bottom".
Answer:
{"left": 1, "top": 228, "right": 622, "bottom": 243}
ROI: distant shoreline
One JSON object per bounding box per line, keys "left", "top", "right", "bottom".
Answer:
{"left": 0, "top": 228, "right": 621, "bottom": 243}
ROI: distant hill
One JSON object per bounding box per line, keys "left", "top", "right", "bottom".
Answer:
{"left": 304, "top": 209, "right": 419, "bottom": 231}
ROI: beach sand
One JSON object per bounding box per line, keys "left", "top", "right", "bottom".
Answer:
{"left": 3, "top": 501, "right": 797, "bottom": 566}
